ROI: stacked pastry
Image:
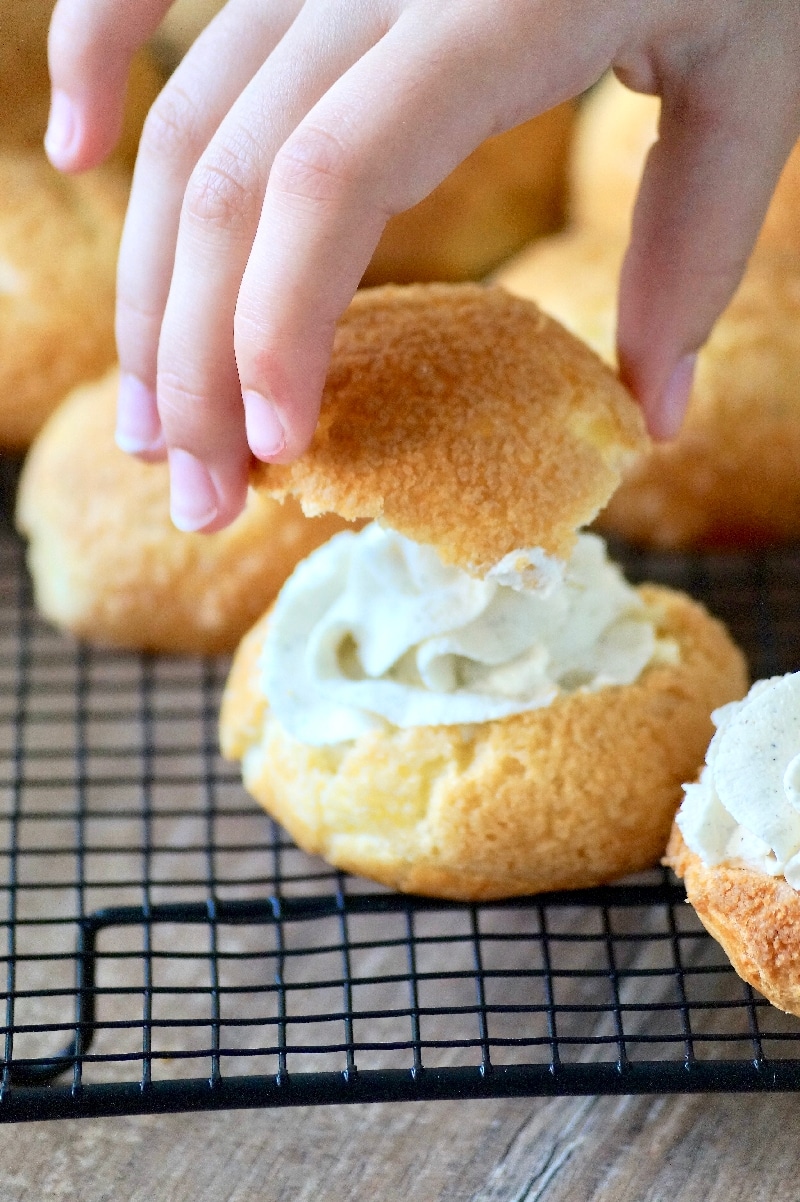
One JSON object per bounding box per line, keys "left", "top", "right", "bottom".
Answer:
{"left": 220, "top": 284, "right": 746, "bottom": 899}
{"left": 495, "top": 74, "right": 800, "bottom": 550}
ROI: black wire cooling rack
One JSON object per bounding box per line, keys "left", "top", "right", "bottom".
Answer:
{"left": 2, "top": 457, "right": 800, "bottom": 1124}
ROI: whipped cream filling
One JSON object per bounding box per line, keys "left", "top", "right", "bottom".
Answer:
{"left": 261, "top": 524, "right": 671, "bottom": 747}
{"left": 677, "top": 673, "right": 800, "bottom": 889}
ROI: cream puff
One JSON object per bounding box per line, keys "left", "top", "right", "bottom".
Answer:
{"left": 496, "top": 228, "right": 800, "bottom": 550}
{"left": 665, "top": 674, "right": 800, "bottom": 1017}
{"left": 220, "top": 283, "right": 747, "bottom": 899}
{"left": 16, "top": 370, "right": 349, "bottom": 654}
{"left": 362, "top": 105, "right": 575, "bottom": 286}
{"left": 0, "top": 152, "right": 129, "bottom": 449}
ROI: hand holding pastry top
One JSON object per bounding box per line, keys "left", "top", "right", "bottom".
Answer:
{"left": 44, "top": 0, "right": 800, "bottom": 532}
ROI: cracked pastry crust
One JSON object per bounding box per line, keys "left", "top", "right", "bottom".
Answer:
{"left": 496, "top": 228, "right": 800, "bottom": 550}
{"left": 665, "top": 826, "right": 800, "bottom": 1017}
{"left": 221, "top": 586, "right": 747, "bottom": 900}
{"left": 16, "top": 370, "right": 350, "bottom": 654}
{"left": 252, "top": 283, "right": 649, "bottom": 574}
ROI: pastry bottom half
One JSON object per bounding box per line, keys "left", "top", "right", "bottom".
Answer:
{"left": 665, "top": 826, "right": 800, "bottom": 1016}
{"left": 222, "top": 587, "right": 746, "bottom": 900}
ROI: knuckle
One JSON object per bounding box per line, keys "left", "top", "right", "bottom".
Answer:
{"left": 271, "top": 124, "right": 359, "bottom": 211}
{"left": 232, "top": 308, "right": 265, "bottom": 361}
{"left": 184, "top": 138, "right": 262, "bottom": 234}
{"left": 140, "top": 84, "right": 204, "bottom": 165}
{"left": 156, "top": 370, "right": 209, "bottom": 433}
{"left": 114, "top": 290, "right": 162, "bottom": 347}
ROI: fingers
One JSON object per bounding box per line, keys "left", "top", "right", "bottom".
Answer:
{"left": 151, "top": 0, "right": 619, "bottom": 531}
{"left": 153, "top": 0, "right": 390, "bottom": 529}
{"left": 233, "top": 3, "right": 617, "bottom": 465}
{"left": 616, "top": 41, "right": 800, "bottom": 439}
{"left": 114, "top": 0, "right": 304, "bottom": 469}
{"left": 46, "top": 0, "right": 171, "bottom": 171}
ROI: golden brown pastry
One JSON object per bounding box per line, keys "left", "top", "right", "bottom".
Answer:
{"left": 362, "top": 105, "right": 575, "bottom": 285}
{"left": 570, "top": 72, "right": 800, "bottom": 256}
{"left": 222, "top": 587, "right": 746, "bottom": 900}
{"left": 0, "top": 152, "right": 130, "bottom": 449}
{"left": 223, "top": 283, "right": 747, "bottom": 899}
{"left": 0, "top": 0, "right": 163, "bottom": 169}
{"left": 496, "top": 227, "right": 800, "bottom": 549}
{"left": 16, "top": 370, "right": 349, "bottom": 654}
{"left": 254, "top": 282, "right": 648, "bottom": 572}
{"left": 664, "top": 673, "right": 800, "bottom": 1015}
{"left": 666, "top": 828, "right": 800, "bottom": 1016}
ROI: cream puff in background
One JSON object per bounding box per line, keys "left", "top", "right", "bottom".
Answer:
{"left": 497, "top": 230, "right": 800, "bottom": 550}
{"left": 0, "top": 0, "right": 163, "bottom": 170}
{"left": 496, "top": 73, "right": 800, "bottom": 550}
{"left": 16, "top": 370, "right": 350, "bottom": 654}
{"left": 0, "top": 0, "right": 164, "bottom": 449}
{"left": 570, "top": 72, "right": 800, "bottom": 258}
{"left": 155, "top": 0, "right": 575, "bottom": 285}
{"left": 0, "top": 153, "right": 127, "bottom": 450}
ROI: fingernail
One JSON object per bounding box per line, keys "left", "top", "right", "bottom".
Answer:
{"left": 115, "top": 374, "right": 165, "bottom": 455}
{"left": 243, "top": 390, "right": 286, "bottom": 459}
{"left": 168, "top": 449, "right": 218, "bottom": 532}
{"left": 44, "top": 90, "right": 79, "bottom": 167}
{"left": 656, "top": 353, "right": 697, "bottom": 441}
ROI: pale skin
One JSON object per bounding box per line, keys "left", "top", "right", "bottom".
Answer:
{"left": 45, "top": 0, "right": 800, "bottom": 532}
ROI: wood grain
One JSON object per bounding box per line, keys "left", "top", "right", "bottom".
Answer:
{"left": 1, "top": 1091, "right": 800, "bottom": 1201}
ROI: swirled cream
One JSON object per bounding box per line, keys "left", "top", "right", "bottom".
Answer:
{"left": 677, "top": 673, "right": 800, "bottom": 888}
{"left": 262, "top": 524, "right": 673, "bottom": 746}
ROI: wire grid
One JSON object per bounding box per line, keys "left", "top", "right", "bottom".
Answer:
{"left": 1, "top": 460, "right": 800, "bottom": 1121}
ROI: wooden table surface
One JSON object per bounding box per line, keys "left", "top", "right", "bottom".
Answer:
{"left": 1, "top": 1088, "right": 797, "bottom": 1200}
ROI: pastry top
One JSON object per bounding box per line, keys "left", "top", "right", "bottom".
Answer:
{"left": 253, "top": 284, "right": 648, "bottom": 575}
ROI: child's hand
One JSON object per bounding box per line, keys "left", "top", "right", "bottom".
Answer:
{"left": 46, "top": 0, "right": 800, "bottom": 531}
